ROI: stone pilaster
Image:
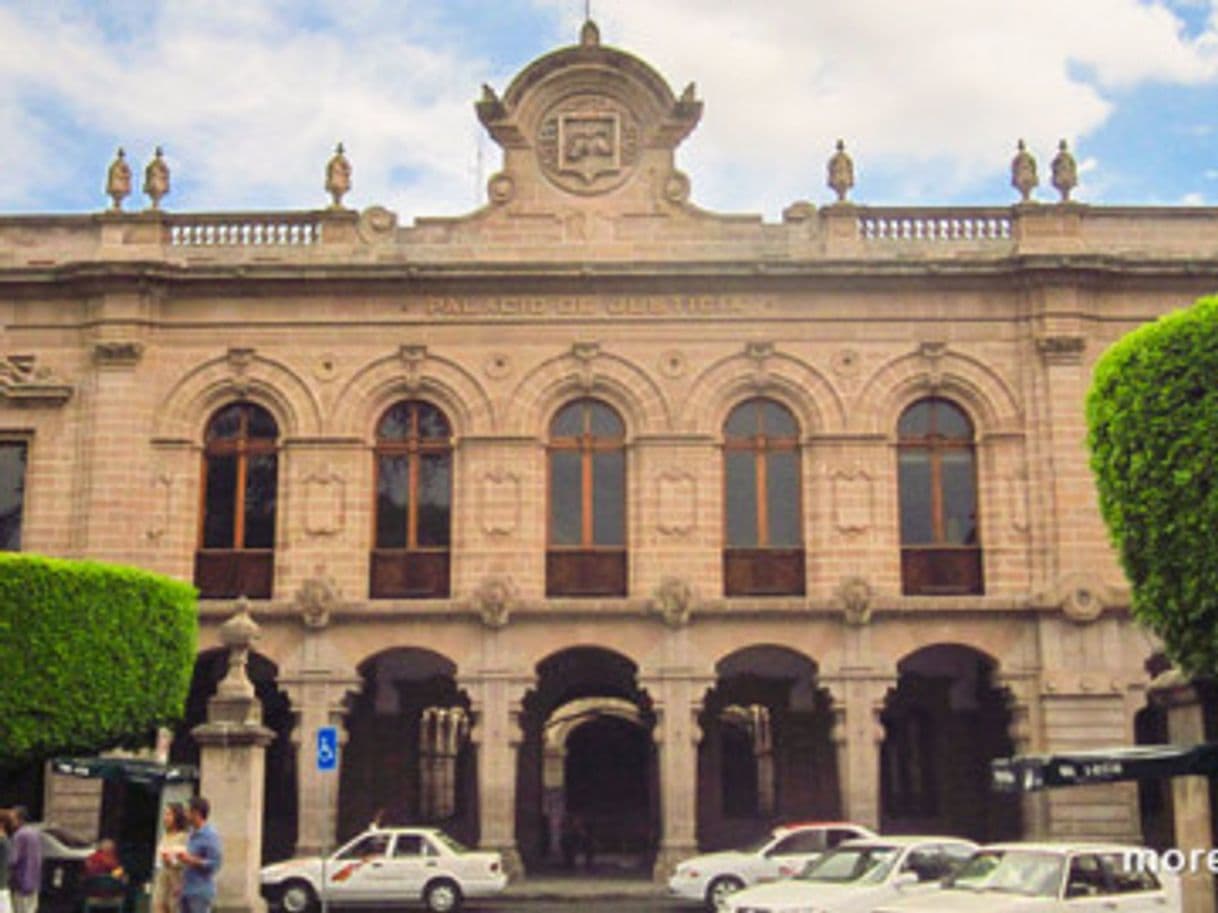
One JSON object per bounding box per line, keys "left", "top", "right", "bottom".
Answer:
{"left": 821, "top": 673, "right": 891, "bottom": 829}
{"left": 464, "top": 671, "right": 529, "bottom": 879}
{"left": 996, "top": 669, "right": 1049, "bottom": 838}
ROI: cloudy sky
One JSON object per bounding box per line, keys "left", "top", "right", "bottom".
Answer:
{"left": 1, "top": 0, "right": 1216, "bottom": 222}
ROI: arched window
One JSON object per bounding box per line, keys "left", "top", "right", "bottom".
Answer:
{"left": 897, "top": 397, "right": 983, "bottom": 595}
{"left": 196, "top": 402, "right": 278, "bottom": 598}
{"left": 370, "top": 400, "right": 452, "bottom": 598}
{"left": 723, "top": 398, "right": 804, "bottom": 595}
{"left": 547, "top": 398, "right": 626, "bottom": 596}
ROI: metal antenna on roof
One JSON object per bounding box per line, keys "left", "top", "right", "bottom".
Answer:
{"left": 585, "top": 0, "right": 592, "bottom": 21}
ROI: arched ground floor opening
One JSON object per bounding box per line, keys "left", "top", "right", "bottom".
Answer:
{"left": 337, "top": 647, "right": 477, "bottom": 845}
{"left": 517, "top": 647, "right": 658, "bottom": 875}
{"left": 698, "top": 645, "right": 839, "bottom": 850}
{"left": 879, "top": 643, "right": 1021, "bottom": 841}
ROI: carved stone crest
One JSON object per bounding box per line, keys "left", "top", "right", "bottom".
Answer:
{"left": 1051, "top": 572, "right": 1108, "bottom": 624}
{"left": 537, "top": 94, "right": 639, "bottom": 196}
{"left": 471, "top": 575, "right": 517, "bottom": 629}
{"left": 295, "top": 574, "right": 342, "bottom": 630}
{"left": 833, "top": 576, "right": 874, "bottom": 626}
{"left": 650, "top": 577, "right": 695, "bottom": 628}
{"left": 657, "top": 471, "right": 696, "bottom": 537}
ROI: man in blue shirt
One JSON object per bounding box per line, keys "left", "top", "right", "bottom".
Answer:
{"left": 178, "top": 797, "right": 222, "bottom": 913}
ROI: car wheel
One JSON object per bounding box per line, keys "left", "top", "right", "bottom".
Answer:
{"left": 705, "top": 875, "right": 744, "bottom": 912}
{"left": 424, "top": 878, "right": 463, "bottom": 913}
{"left": 279, "top": 880, "right": 317, "bottom": 913}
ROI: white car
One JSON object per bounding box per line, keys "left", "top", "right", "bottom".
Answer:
{"left": 725, "top": 835, "right": 976, "bottom": 913}
{"left": 873, "top": 842, "right": 1182, "bottom": 913}
{"left": 668, "top": 822, "right": 876, "bottom": 911}
{"left": 259, "top": 827, "right": 507, "bottom": 913}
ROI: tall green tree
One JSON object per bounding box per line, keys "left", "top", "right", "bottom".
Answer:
{"left": 1087, "top": 294, "right": 1218, "bottom": 674}
{"left": 0, "top": 554, "right": 196, "bottom": 767}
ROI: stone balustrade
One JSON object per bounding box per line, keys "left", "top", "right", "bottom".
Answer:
{"left": 857, "top": 208, "right": 1012, "bottom": 242}
{"left": 167, "top": 213, "right": 320, "bottom": 247}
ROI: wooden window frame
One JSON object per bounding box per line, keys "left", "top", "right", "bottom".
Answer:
{"left": 370, "top": 401, "right": 453, "bottom": 599}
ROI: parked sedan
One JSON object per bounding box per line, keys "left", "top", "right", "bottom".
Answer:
{"left": 724, "top": 835, "right": 976, "bottom": 913}
{"left": 668, "top": 822, "right": 876, "bottom": 911}
{"left": 873, "top": 842, "right": 1181, "bottom": 913}
{"left": 260, "top": 827, "right": 507, "bottom": 913}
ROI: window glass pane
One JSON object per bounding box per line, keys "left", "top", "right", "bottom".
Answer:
{"left": 417, "top": 403, "right": 451, "bottom": 439}
{"left": 593, "top": 450, "right": 625, "bottom": 545}
{"left": 376, "top": 455, "right": 409, "bottom": 548}
{"left": 378, "top": 402, "right": 413, "bottom": 441}
{"left": 202, "top": 455, "right": 238, "bottom": 548}
{"left": 417, "top": 452, "right": 452, "bottom": 547}
{"left": 766, "top": 450, "right": 801, "bottom": 547}
{"left": 0, "top": 442, "right": 27, "bottom": 551}
{"left": 934, "top": 400, "right": 973, "bottom": 440}
{"left": 206, "top": 404, "right": 245, "bottom": 442}
{"left": 243, "top": 453, "right": 277, "bottom": 548}
{"left": 898, "top": 400, "right": 933, "bottom": 438}
{"left": 898, "top": 450, "right": 933, "bottom": 544}
{"left": 550, "top": 402, "right": 583, "bottom": 437}
{"left": 549, "top": 450, "right": 582, "bottom": 545}
{"left": 724, "top": 401, "right": 759, "bottom": 439}
{"left": 246, "top": 404, "right": 279, "bottom": 440}
{"left": 725, "top": 451, "right": 758, "bottom": 547}
{"left": 763, "top": 400, "right": 798, "bottom": 438}
{"left": 940, "top": 450, "right": 978, "bottom": 544}
{"left": 588, "top": 401, "right": 624, "bottom": 438}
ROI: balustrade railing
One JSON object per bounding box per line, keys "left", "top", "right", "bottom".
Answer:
{"left": 168, "top": 213, "right": 320, "bottom": 247}
{"left": 858, "top": 209, "right": 1012, "bottom": 242}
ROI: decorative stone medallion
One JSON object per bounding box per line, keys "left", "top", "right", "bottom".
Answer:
{"left": 537, "top": 94, "right": 640, "bottom": 196}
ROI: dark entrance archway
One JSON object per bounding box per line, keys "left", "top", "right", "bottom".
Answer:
{"left": 516, "top": 647, "right": 657, "bottom": 875}
{"left": 698, "top": 645, "right": 839, "bottom": 850}
{"left": 880, "top": 644, "right": 1020, "bottom": 841}
{"left": 169, "top": 649, "right": 297, "bottom": 863}
{"left": 338, "top": 647, "right": 476, "bottom": 845}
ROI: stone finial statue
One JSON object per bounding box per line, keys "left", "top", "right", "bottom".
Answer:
{"left": 105, "top": 148, "right": 132, "bottom": 211}
{"left": 325, "top": 142, "right": 352, "bottom": 209}
{"left": 580, "top": 18, "right": 600, "bottom": 47}
{"left": 143, "top": 146, "right": 170, "bottom": 210}
{"left": 1051, "top": 139, "right": 1078, "bottom": 203}
{"left": 1010, "top": 139, "right": 1038, "bottom": 203}
{"left": 827, "top": 139, "right": 855, "bottom": 204}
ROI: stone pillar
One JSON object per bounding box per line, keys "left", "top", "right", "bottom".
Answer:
{"left": 646, "top": 673, "right": 712, "bottom": 882}
{"left": 192, "top": 605, "right": 275, "bottom": 913}
{"left": 466, "top": 673, "right": 527, "bottom": 879}
{"left": 751, "top": 705, "right": 775, "bottom": 818}
{"left": 1151, "top": 670, "right": 1216, "bottom": 913}
{"left": 823, "top": 675, "right": 889, "bottom": 829}
{"left": 997, "top": 670, "right": 1049, "bottom": 839}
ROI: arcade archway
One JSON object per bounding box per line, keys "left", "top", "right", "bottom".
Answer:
{"left": 338, "top": 648, "right": 476, "bottom": 845}
{"left": 879, "top": 644, "right": 1020, "bottom": 841}
{"left": 516, "top": 647, "right": 657, "bottom": 874}
{"left": 698, "top": 646, "right": 839, "bottom": 850}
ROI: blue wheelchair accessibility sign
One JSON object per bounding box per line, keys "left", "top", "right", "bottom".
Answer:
{"left": 317, "top": 726, "right": 338, "bottom": 772}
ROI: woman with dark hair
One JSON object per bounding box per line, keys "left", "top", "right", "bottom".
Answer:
{"left": 151, "top": 804, "right": 189, "bottom": 913}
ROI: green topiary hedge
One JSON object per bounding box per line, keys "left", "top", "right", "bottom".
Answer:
{"left": 0, "top": 554, "right": 196, "bottom": 768}
{"left": 1087, "top": 294, "right": 1218, "bottom": 674}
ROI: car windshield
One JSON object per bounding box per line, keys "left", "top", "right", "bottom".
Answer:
{"left": 944, "top": 849, "right": 1064, "bottom": 898}
{"left": 799, "top": 846, "right": 899, "bottom": 884}
{"left": 430, "top": 832, "right": 469, "bottom": 854}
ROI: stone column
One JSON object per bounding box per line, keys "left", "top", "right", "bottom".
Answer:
{"left": 192, "top": 605, "right": 275, "bottom": 913}
{"left": 751, "top": 705, "right": 775, "bottom": 818}
{"left": 466, "top": 673, "right": 527, "bottom": 879}
{"left": 997, "top": 670, "right": 1049, "bottom": 839}
{"left": 822, "top": 674, "right": 890, "bottom": 829}
{"left": 1151, "top": 670, "right": 1216, "bottom": 913}
{"left": 646, "top": 673, "right": 712, "bottom": 882}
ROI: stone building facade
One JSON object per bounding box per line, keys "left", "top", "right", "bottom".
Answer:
{"left": 2, "top": 22, "right": 1213, "bottom": 879}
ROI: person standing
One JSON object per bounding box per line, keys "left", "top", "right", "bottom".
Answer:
{"left": 8, "top": 807, "right": 42, "bottom": 913}
{"left": 177, "top": 798, "right": 221, "bottom": 913}
{"left": 151, "top": 804, "right": 188, "bottom": 913}
{"left": 0, "top": 809, "right": 14, "bottom": 913}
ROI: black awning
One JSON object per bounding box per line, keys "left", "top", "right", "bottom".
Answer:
{"left": 992, "top": 743, "right": 1218, "bottom": 793}
{"left": 51, "top": 756, "right": 198, "bottom": 788}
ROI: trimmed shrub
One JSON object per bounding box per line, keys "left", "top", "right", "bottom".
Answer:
{"left": 1087, "top": 294, "right": 1218, "bottom": 674}
{"left": 0, "top": 554, "right": 196, "bottom": 768}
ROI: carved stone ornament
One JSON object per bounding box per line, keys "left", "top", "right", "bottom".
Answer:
{"left": 294, "top": 574, "right": 342, "bottom": 630}
{"left": 471, "top": 575, "right": 517, "bottom": 629}
{"left": 105, "top": 148, "right": 132, "bottom": 212}
{"left": 1050, "top": 139, "right": 1078, "bottom": 203}
{"left": 357, "top": 205, "right": 398, "bottom": 244}
{"left": 303, "top": 472, "right": 346, "bottom": 536}
{"left": 658, "top": 349, "right": 687, "bottom": 379}
{"left": 92, "top": 341, "right": 145, "bottom": 367}
{"left": 656, "top": 471, "right": 696, "bottom": 537}
{"left": 487, "top": 172, "right": 515, "bottom": 205}
{"left": 1010, "top": 139, "right": 1038, "bottom": 203}
{"left": 833, "top": 576, "right": 874, "bottom": 626}
{"left": 0, "top": 355, "right": 73, "bottom": 406}
{"left": 829, "top": 348, "right": 861, "bottom": 379}
{"left": 650, "top": 577, "right": 695, "bottom": 628}
{"left": 831, "top": 468, "right": 873, "bottom": 535}
{"left": 143, "top": 146, "right": 170, "bottom": 211}
{"left": 484, "top": 352, "right": 513, "bottom": 379}
{"left": 226, "top": 346, "right": 255, "bottom": 374}
{"left": 827, "top": 139, "right": 855, "bottom": 204}
{"left": 663, "top": 170, "right": 691, "bottom": 204}
{"left": 480, "top": 470, "right": 520, "bottom": 537}
{"left": 1053, "top": 573, "right": 1108, "bottom": 624}
{"left": 146, "top": 472, "right": 173, "bottom": 542}
{"left": 1036, "top": 335, "right": 1085, "bottom": 366}
{"left": 537, "top": 93, "right": 640, "bottom": 196}
{"left": 325, "top": 142, "right": 352, "bottom": 209}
